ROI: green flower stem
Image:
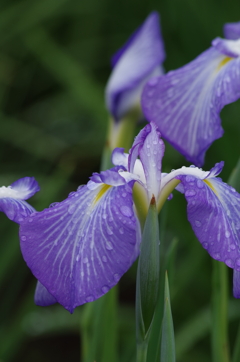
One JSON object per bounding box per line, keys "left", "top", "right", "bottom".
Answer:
{"left": 211, "top": 260, "right": 230, "bottom": 362}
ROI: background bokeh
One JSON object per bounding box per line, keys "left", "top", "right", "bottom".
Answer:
{"left": 0, "top": 0, "right": 240, "bottom": 361}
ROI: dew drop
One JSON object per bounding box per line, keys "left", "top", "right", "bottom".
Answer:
{"left": 225, "top": 230, "right": 230, "bottom": 238}
{"left": 68, "top": 204, "right": 76, "bottom": 214}
{"left": 21, "top": 236, "right": 26, "bottom": 241}
{"left": 77, "top": 185, "right": 84, "bottom": 191}
{"left": 69, "top": 191, "right": 76, "bottom": 197}
{"left": 120, "top": 206, "right": 132, "bottom": 217}
{"left": 49, "top": 202, "right": 59, "bottom": 208}
{"left": 114, "top": 273, "right": 120, "bottom": 282}
{"left": 76, "top": 254, "right": 80, "bottom": 261}
{"left": 185, "top": 190, "right": 196, "bottom": 197}
{"left": 230, "top": 244, "right": 236, "bottom": 250}
{"left": 186, "top": 175, "right": 195, "bottom": 183}
{"left": 202, "top": 242, "right": 208, "bottom": 249}
{"left": 225, "top": 258, "right": 234, "bottom": 267}
{"left": 146, "top": 144, "right": 150, "bottom": 148}
{"left": 197, "top": 180, "right": 204, "bottom": 189}
{"left": 102, "top": 214, "right": 107, "bottom": 219}
{"left": 107, "top": 228, "right": 113, "bottom": 235}
{"left": 86, "top": 295, "right": 94, "bottom": 303}
{"left": 102, "top": 286, "right": 110, "bottom": 293}
{"left": 213, "top": 253, "right": 220, "bottom": 260}
{"left": 236, "top": 258, "right": 240, "bottom": 267}
{"left": 102, "top": 255, "right": 107, "bottom": 263}
{"left": 122, "top": 192, "right": 127, "bottom": 198}
{"left": 28, "top": 218, "right": 33, "bottom": 223}
{"left": 195, "top": 220, "right": 202, "bottom": 227}
{"left": 106, "top": 241, "right": 113, "bottom": 250}
{"left": 81, "top": 271, "right": 84, "bottom": 277}
{"left": 83, "top": 257, "right": 88, "bottom": 263}
{"left": 119, "top": 227, "right": 124, "bottom": 234}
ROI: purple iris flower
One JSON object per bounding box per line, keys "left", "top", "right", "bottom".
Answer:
{"left": 4, "top": 122, "right": 237, "bottom": 312}
{"left": 105, "top": 12, "right": 165, "bottom": 121}
{"left": 141, "top": 26, "right": 240, "bottom": 166}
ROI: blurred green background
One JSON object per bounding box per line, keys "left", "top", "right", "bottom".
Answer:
{"left": 0, "top": 0, "right": 240, "bottom": 361}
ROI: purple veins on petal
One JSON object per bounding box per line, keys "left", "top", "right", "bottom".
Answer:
{"left": 142, "top": 39, "right": 240, "bottom": 166}
{"left": 105, "top": 11, "right": 165, "bottom": 120}
{"left": 20, "top": 183, "right": 141, "bottom": 312}
{"left": 178, "top": 172, "right": 240, "bottom": 269}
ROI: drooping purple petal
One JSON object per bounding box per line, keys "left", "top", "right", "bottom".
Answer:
{"left": 34, "top": 281, "right": 57, "bottom": 306}
{"left": 142, "top": 45, "right": 240, "bottom": 166}
{"left": 105, "top": 12, "right": 165, "bottom": 121}
{"left": 224, "top": 22, "right": 240, "bottom": 40}
{"left": 178, "top": 173, "right": 240, "bottom": 268}
{"left": 233, "top": 270, "right": 240, "bottom": 298}
{"left": 112, "top": 148, "right": 128, "bottom": 169}
{"left": 0, "top": 177, "right": 40, "bottom": 223}
{"left": 20, "top": 183, "right": 141, "bottom": 312}
{"left": 10, "top": 177, "right": 40, "bottom": 200}
{"left": 0, "top": 198, "right": 36, "bottom": 223}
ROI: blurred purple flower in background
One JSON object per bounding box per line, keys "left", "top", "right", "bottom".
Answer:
{"left": 142, "top": 23, "right": 240, "bottom": 166}
{"left": 105, "top": 12, "right": 165, "bottom": 121}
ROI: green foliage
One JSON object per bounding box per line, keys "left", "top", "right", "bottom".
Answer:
{"left": 0, "top": 0, "right": 240, "bottom": 361}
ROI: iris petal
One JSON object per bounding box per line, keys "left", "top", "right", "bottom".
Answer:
{"left": 105, "top": 12, "right": 165, "bottom": 120}
{"left": 34, "top": 281, "right": 57, "bottom": 306}
{"left": 142, "top": 46, "right": 240, "bottom": 166}
{"left": 20, "top": 184, "right": 141, "bottom": 312}
{"left": 178, "top": 174, "right": 240, "bottom": 268}
{"left": 224, "top": 22, "right": 240, "bottom": 40}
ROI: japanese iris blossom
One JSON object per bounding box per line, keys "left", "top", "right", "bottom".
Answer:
{"left": 1, "top": 123, "right": 240, "bottom": 312}
{"left": 142, "top": 22, "right": 240, "bottom": 166}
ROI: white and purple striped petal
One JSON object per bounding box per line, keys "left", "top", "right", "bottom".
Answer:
{"left": 105, "top": 12, "right": 165, "bottom": 120}
{"left": 224, "top": 22, "right": 240, "bottom": 40}
{"left": 178, "top": 172, "right": 240, "bottom": 269}
{"left": 142, "top": 41, "right": 240, "bottom": 166}
{"left": 0, "top": 177, "right": 40, "bottom": 223}
{"left": 20, "top": 183, "right": 141, "bottom": 312}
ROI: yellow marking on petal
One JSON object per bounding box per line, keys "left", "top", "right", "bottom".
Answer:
{"left": 217, "top": 56, "right": 233, "bottom": 71}
{"left": 204, "top": 179, "right": 218, "bottom": 196}
{"left": 94, "top": 184, "right": 112, "bottom": 205}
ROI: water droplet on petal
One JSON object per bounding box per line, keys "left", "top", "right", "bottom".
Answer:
{"left": 230, "top": 244, "right": 236, "bottom": 250}
{"left": 202, "top": 242, "right": 208, "bottom": 249}
{"left": 119, "top": 228, "right": 124, "bottom": 235}
{"left": 102, "top": 214, "right": 107, "bottom": 219}
{"left": 83, "top": 257, "right": 88, "bottom": 263}
{"left": 186, "top": 175, "right": 195, "bottom": 183}
{"left": 102, "top": 286, "right": 110, "bottom": 293}
{"left": 86, "top": 295, "right": 94, "bottom": 303}
{"left": 106, "top": 241, "right": 113, "bottom": 250}
{"left": 225, "top": 258, "right": 234, "bottom": 267}
{"left": 195, "top": 220, "right": 202, "bottom": 227}
{"left": 197, "top": 180, "right": 204, "bottom": 189}
{"left": 102, "top": 255, "right": 107, "bottom": 263}
{"left": 107, "top": 228, "right": 113, "bottom": 235}
{"left": 120, "top": 206, "right": 132, "bottom": 217}
{"left": 49, "top": 202, "right": 59, "bottom": 208}
{"left": 114, "top": 273, "right": 120, "bottom": 282}
{"left": 76, "top": 254, "right": 80, "bottom": 261}
{"left": 122, "top": 193, "right": 127, "bottom": 198}
{"left": 21, "top": 236, "right": 26, "bottom": 241}
{"left": 77, "top": 185, "right": 84, "bottom": 191}
{"left": 185, "top": 190, "right": 196, "bottom": 197}
{"left": 68, "top": 204, "right": 76, "bottom": 214}
{"left": 225, "top": 230, "right": 230, "bottom": 238}
{"left": 236, "top": 258, "right": 240, "bottom": 266}
{"left": 213, "top": 253, "right": 220, "bottom": 260}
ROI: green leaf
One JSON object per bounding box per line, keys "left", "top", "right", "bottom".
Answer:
{"left": 160, "top": 272, "right": 175, "bottom": 362}
{"left": 211, "top": 260, "right": 230, "bottom": 362}
{"left": 228, "top": 158, "right": 240, "bottom": 192}
{"left": 138, "top": 196, "right": 160, "bottom": 338}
